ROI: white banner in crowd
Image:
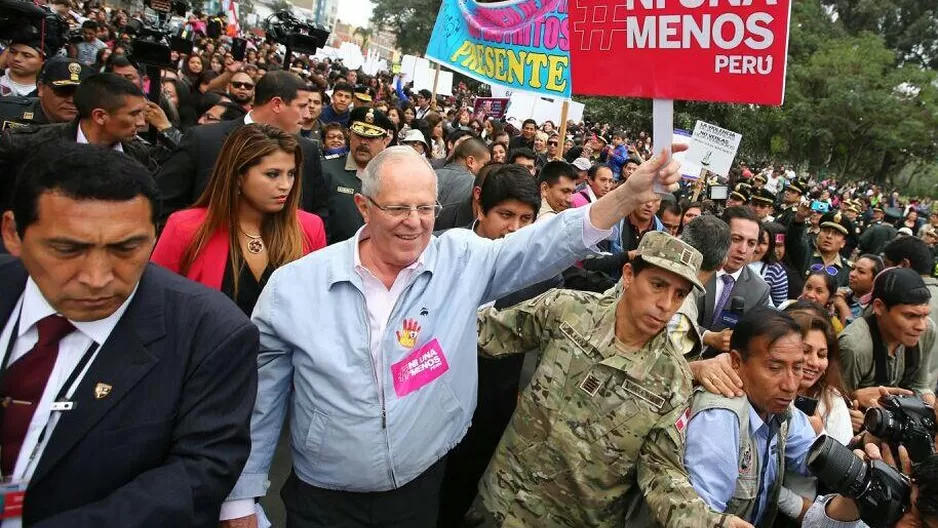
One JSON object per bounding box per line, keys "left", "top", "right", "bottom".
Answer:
{"left": 400, "top": 54, "right": 454, "bottom": 97}
{"left": 682, "top": 121, "right": 743, "bottom": 179}
{"left": 413, "top": 68, "right": 453, "bottom": 97}
{"left": 504, "top": 93, "right": 584, "bottom": 127}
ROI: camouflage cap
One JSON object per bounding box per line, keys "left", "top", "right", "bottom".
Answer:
{"left": 636, "top": 231, "right": 705, "bottom": 292}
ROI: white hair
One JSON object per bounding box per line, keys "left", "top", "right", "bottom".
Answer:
{"left": 361, "top": 146, "right": 437, "bottom": 198}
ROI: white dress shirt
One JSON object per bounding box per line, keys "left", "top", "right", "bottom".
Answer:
{"left": 0, "top": 279, "right": 134, "bottom": 528}
{"left": 352, "top": 227, "right": 426, "bottom": 400}
{"left": 76, "top": 122, "right": 123, "bottom": 152}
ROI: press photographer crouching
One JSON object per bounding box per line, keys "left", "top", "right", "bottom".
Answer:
{"left": 802, "top": 395, "right": 938, "bottom": 528}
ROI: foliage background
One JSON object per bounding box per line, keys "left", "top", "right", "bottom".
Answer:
{"left": 369, "top": 0, "right": 938, "bottom": 194}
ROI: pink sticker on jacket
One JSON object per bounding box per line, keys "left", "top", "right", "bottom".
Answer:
{"left": 391, "top": 338, "right": 449, "bottom": 397}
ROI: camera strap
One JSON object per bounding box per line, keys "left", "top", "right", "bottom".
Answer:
{"left": 864, "top": 314, "right": 919, "bottom": 386}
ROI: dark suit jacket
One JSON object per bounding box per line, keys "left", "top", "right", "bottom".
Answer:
{"left": 0, "top": 256, "right": 259, "bottom": 527}
{"left": 0, "top": 120, "right": 155, "bottom": 210}
{"left": 155, "top": 119, "right": 329, "bottom": 224}
{"left": 697, "top": 265, "right": 772, "bottom": 332}
{"left": 434, "top": 197, "right": 475, "bottom": 232}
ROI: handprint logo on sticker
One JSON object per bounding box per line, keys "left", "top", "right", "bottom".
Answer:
{"left": 396, "top": 319, "right": 421, "bottom": 349}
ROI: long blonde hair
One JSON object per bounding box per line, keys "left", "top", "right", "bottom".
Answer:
{"left": 180, "top": 123, "right": 307, "bottom": 297}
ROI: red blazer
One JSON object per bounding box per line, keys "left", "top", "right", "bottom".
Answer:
{"left": 151, "top": 207, "right": 326, "bottom": 291}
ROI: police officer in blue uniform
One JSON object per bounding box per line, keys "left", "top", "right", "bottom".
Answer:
{"left": 0, "top": 57, "right": 92, "bottom": 129}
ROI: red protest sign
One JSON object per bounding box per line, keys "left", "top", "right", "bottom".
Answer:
{"left": 568, "top": 0, "right": 792, "bottom": 106}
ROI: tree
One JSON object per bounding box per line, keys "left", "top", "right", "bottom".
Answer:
{"left": 822, "top": 0, "right": 938, "bottom": 69}
{"left": 369, "top": 0, "right": 441, "bottom": 56}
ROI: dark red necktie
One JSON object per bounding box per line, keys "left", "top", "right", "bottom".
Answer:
{"left": 0, "top": 315, "right": 75, "bottom": 476}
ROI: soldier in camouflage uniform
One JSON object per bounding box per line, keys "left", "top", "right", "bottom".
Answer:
{"left": 475, "top": 231, "right": 753, "bottom": 528}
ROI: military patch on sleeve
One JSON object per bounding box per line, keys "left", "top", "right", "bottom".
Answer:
{"left": 674, "top": 407, "right": 691, "bottom": 435}
{"left": 336, "top": 186, "right": 355, "bottom": 195}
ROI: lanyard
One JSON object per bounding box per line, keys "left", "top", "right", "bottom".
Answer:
{"left": 1, "top": 307, "right": 101, "bottom": 480}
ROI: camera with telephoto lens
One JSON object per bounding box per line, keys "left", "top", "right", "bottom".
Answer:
{"left": 123, "top": 0, "right": 192, "bottom": 69}
{"left": 264, "top": 10, "right": 329, "bottom": 55}
{"left": 808, "top": 435, "right": 911, "bottom": 528}
{"left": 0, "top": 0, "right": 69, "bottom": 53}
{"left": 865, "top": 395, "right": 936, "bottom": 464}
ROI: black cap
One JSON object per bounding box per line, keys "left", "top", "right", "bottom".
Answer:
{"left": 819, "top": 211, "right": 852, "bottom": 235}
{"left": 750, "top": 188, "right": 775, "bottom": 206}
{"left": 353, "top": 84, "right": 373, "bottom": 102}
{"left": 348, "top": 107, "right": 394, "bottom": 138}
{"left": 872, "top": 268, "right": 931, "bottom": 307}
{"left": 753, "top": 174, "right": 767, "bottom": 184}
{"left": 729, "top": 182, "right": 750, "bottom": 202}
{"left": 786, "top": 178, "right": 807, "bottom": 195}
{"left": 884, "top": 207, "right": 903, "bottom": 220}
{"left": 39, "top": 58, "right": 93, "bottom": 87}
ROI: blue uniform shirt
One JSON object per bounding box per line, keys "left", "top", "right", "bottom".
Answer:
{"left": 684, "top": 401, "right": 818, "bottom": 524}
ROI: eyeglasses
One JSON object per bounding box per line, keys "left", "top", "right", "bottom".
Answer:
{"left": 230, "top": 81, "right": 254, "bottom": 89}
{"left": 548, "top": 141, "right": 558, "bottom": 146}
{"left": 809, "top": 263, "right": 840, "bottom": 276}
{"left": 366, "top": 196, "right": 442, "bottom": 218}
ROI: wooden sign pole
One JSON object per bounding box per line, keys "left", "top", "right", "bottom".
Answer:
{"left": 554, "top": 100, "right": 570, "bottom": 160}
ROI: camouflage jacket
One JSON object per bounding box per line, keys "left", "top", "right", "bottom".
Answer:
{"left": 477, "top": 289, "right": 730, "bottom": 528}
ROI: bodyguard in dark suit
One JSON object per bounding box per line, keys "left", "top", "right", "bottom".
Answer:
{"left": 697, "top": 207, "right": 771, "bottom": 338}
{"left": 0, "top": 141, "right": 258, "bottom": 527}
{"left": 156, "top": 71, "right": 328, "bottom": 224}
{"left": 0, "top": 74, "right": 156, "bottom": 210}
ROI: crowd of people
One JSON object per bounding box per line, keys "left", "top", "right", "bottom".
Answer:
{"left": 0, "top": 2, "right": 937, "bottom": 528}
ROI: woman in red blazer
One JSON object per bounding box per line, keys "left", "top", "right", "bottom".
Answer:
{"left": 152, "top": 123, "right": 326, "bottom": 315}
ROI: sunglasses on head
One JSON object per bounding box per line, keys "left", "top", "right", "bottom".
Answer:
{"left": 230, "top": 81, "right": 254, "bottom": 89}
{"left": 809, "top": 263, "right": 839, "bottom": 276}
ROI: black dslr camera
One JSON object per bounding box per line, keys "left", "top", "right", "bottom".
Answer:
{"left": 865, "top": 395, "right": 936, "bottom": 464}
{"left": 0, "top": 0, "right": 69, "bottom": 52}
{"left": 124, "top": 0, "right": 192, "bottom": 69}
{"left": 808, "top": 435, "right": 911, "bottom": 528}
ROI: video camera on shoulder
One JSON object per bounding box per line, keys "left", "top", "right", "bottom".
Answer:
{"left": 0, "top": 0, "right": 69, "bottom": 54}
{"left": 124, "top": 0, "right": 192, "bottom": 69}
{"left": 864, "top": 394, "right": 936, "bottom": 464}
{"left": 264, "top": 11, "right": 329, "bottom": 59}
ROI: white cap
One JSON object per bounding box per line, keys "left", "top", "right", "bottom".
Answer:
{"left": 571, "top": 158, "right": 591, "bottom": 171}
{"left": 400, "top": 129, "right": 430, "bottom": 151}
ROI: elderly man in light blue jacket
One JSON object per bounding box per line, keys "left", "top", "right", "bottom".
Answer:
{"left": 220, "top": 145, "right": 685, "bottom": 528}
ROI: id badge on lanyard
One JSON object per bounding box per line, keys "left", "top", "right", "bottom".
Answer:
{"left": 0, "top": 480, "right": 25, "bottom": 519}
{"left": 0, "top": 305, "right": 101, "bottom": 521}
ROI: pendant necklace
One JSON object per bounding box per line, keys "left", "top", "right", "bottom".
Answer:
{"left": 241, "top": 228, "right": 264, "bottom": 254}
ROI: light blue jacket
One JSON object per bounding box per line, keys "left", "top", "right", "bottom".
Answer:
{"left": 228, "top": 206, "right": 605, "bottom": 498}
